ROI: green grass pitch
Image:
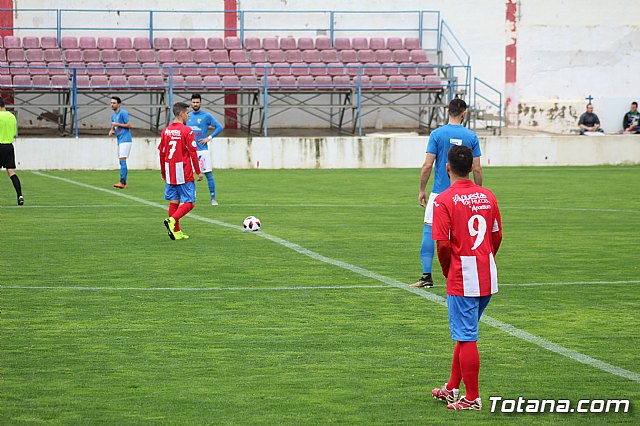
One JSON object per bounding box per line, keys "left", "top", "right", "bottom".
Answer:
{"left": 1, "top": 166, "right": 638, "bottom": 424}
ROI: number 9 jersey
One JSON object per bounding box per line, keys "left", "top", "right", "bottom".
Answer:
{"left": 432, "top": 180, "right": 502, "bottom": 297}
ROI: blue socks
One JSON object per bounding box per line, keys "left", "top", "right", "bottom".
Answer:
{"left": 205, "top": 171, "right": 216, "bottom": 200}
{"left": 119, "top": 159, "right": 128, "bottom": 184}
{"left": 420, "top": 223, "right": 434, "bottom": 274}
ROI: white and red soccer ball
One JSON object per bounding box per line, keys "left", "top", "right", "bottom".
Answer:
{"left": 242, "top": 216, "right": 261, "bottom": 232}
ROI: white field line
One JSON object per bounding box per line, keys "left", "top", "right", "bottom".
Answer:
{"left": 0, "top": 285, "right": 389, "bottom": 291}
{"left": 500, "top": 280, "right": 640, "bottom": 287}
{"left": 25, "top": 171, "right": 640, "bottom": 383}
{"left": 3, "top": 202, "right": 639, "bottom": 214}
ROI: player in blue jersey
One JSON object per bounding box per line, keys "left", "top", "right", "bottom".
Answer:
{"left": 187, "top": 94, "right": 224, "bottom": 205}
{"left": 108, "top": 96, "right": 133, "bottom": 189}
{"left": 411, "top": 98, "right": 483, "bottom": 288}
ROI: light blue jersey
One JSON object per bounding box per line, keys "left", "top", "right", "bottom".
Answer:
{"left": 111, "top": 109, "right": 132, "bottom": 144}
{"left": 186, "top": 110, "right": 224, "bottom": 151}
{"left": 426, "top": 124, "right": 481, "bottom": 193}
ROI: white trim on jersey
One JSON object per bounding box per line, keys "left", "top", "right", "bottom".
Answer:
{"left": 423, "top": 192, "right": 439, "bottom": 224}
{"left": 490, "top": 252, "right": 498, "bottom": 294}
{"left": 164, "top": 163, "right": 170, "bottom": 182}
{"left": 461, "top": 255, "right": 481, "bottom": 297}
{"left": 175, "top": 162, "right": 185, "bottom": 184}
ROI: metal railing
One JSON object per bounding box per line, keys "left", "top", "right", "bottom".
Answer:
{"left": 473, "top": 77, "right": 503, "bottom": 133}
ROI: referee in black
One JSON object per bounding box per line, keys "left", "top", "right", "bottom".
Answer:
{"left": 0, "top": 97, "right": 23, "bottom": 205}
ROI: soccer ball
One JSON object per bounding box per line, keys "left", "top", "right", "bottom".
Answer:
{"left": 242, "top": 216, "right": 261, "bottom": 232}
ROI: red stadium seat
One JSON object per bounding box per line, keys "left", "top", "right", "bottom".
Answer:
{"left": 285, "top": 50, "right": 303, "bottom": 64}
{"left": 123, "top": 63, "right": 142, "bottom": 76}
{"left": 229, "top": 49, "right": 248, "bottom": 63}
{"left": 315, "top": 37, "right": 332, "bottom": 50}
{"left": 297, "top": 38, "right": 315, "bottom": 51}
{"left": 272, "top": 62, "right": 290, "bottom": 76}
{"left": 28, "top": 62, "right": 47, "bottom": 75}
{"left": 157, "top": 50, "right": 176, "bottom": 63}
{"left": 25, "top": 49, "right": 45, "bottom": 62}
{"left": 297, "top": 75, "right": 315, "bottom": 89}
{"left": 410, "top": 49, "right": 428, "bottom": 63}
{"left": 175, "top": 50, "right": 194, "bottom": 63}
{"left": 249, "top": 50, "right": 267, "bottom": 62}
{"left": 82, "top": 49, "right": 101, "bottom": 62}
{"left": 146, "top": 75, "right": 165, "bottom": 87}
{"left": 79, "top": 37, "right": 97, "bottom": 49}
{"left": 153, "top": 37, "right": 171, "bottom": 50}
{"left": 308, "top": 62, "right": 327, "bottom": 76}
{"left": 85, "top": 62, "right": 105, "bottom": 75}
{"left": 243, "top": 37, "right": 261, "bottom": 50}
{"left": 240, "top": 75, "right": 258, "bottom": 88}
{"left": 386, "top": 37, "right": 403, "bottom": 50}
{"left": 22, "top": 36, "right": 40, "bottom": 49}
{"left": 262, "top": 37, "right": 278, "bottom": 50}
{"left": 133, "top": 37, "right": 151, "bottom": 50}
{"left": 51, "top": 75, "right": 70, "bottom": 87}
{"left": 119, "top": 50, "right": 138, "bottom": 63}
{"left": 184, "top": 75, "right": 203, "bottom": 87}
{"left": 128, "top": 75, "right": 147, "bottom": 87}
{"left": 302, "top": 50, "right": 321, "bottom": 63}
{"left": 352, "top": 38, "right": 368, "bottom": 50}
{"left": 216, "top": 62, "right": 235, "bottom": 76}
{"left": 363, "top": 62, "right": 382, "bottom": 76}
{"left": 60, "top": 37, "right": 78, "bottom": 50}
{"left": 115, "top": 37, "right": 133, "bottom": 50}
{"left": 279, "top": 37, "right": 297, "bottom": 50}
{"left": 290, "top": 63, "right": 309, "bottom": 76}
{"left": 171, "top": 37, "right": 188, "bottom": 50}
{"left": 267, "top": 50, "right": 285, "bottom": 63}
{"left": 41, "top": 37, "right": 58, "bottom": 49}
{"left": 333, "top": 38, "right": 351, "bottom": 50}
{"left": 4, "top": 36, "right": 21, "bottom": 49}
{"left": 389, "top": 75, "right": 408, "bottom": 89}
{"left": 189, "top": 37, "right": 206, "bottom": 50}
{"left": 100, "top": 49, "right": 119, "bottom": 63}
{"left": 392, "top": 49, "right": 411, "bottom": 62}
{"left": 207, "top": 37, "right": 224, "bottom": 50}
{"left": 369, "top": 38, "right": 386, "bottom": 50}
{"left": 202, "top": 75, "right": 222, "bottom": 87}
{"left": 198, "top": 63, "right": 217, "bottom": 76}
{"left": 404, "top": 37, "right": 421, "bottom": 50}
{"left": 326, "top": 62, "right": 344, "bottom": 76}
{"left": 222, "top": 75, "right": 240, "bottom": 88}
{"left": 109, "top": 75, "right": 127, "bottom": 87}
{"left": 90, "top": 75, "right": 109, "bottom": 87}
{"left": 98, "top": 37, "right": 115, "bottom": 50}
{"left": 381, "top": 62, "right": 400, "bottom": 76}
{"left": 320, "top": 50, "right": 338, "bottom": 63}
{"left": 179, "top": 63, "right": 198, "bottom": 76}
{"left": 104, "top": 63, "right": 123, "bottom": 75}
{"left": 340, "top": 50, "right": 357, "bottom": 63}
{"left": 315, "top": 75, "right": 332, "bottom": 88}
{"left": 193, "top": 50, "right": 211, "bottom": 64}
{"left": 234, "top": 62, "right": 253, "bottom": 76}
{"left": 211, "top": 50, "right": 230, "bottom": 63}
{"left": 31, "top": 75, "right": 49, "bottom": 87}
{"left": 357, "top": 50, "right": 375, "bottom": 63}
{"left": 224, "top": 37, "right": 242, "bottom": 50}
{"left": 13, "top": 75, "right": 31, "bottom": 86}
{"left": 7, "top": 49, "right": 26, "bottom": 62}
{"left": 375, "top": 50, "right": 393, "bottom": 63}
{"left": 47, "top": 62, "right": 67, "bottom": 76}
{"left": 137, "top": 50, "right": 156, "bottom": 63}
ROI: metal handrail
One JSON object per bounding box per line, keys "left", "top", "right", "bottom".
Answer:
{"left": 473, "top": 77, "right": 503, "bottom": 132}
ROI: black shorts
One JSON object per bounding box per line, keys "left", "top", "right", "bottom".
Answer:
{"left": 0, "top": 143, "right": 16, "bottom": 169}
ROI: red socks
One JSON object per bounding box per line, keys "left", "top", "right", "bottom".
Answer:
{"left": 446, "top": 342, "right": 462, "bottom": 390}
{"left": 459, "top": 341, "right": 480, "bottom": 400}
{"left": 168, "top": 202, "right": 194, "bottom": 232}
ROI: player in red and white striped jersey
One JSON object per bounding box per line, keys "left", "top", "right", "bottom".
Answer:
{"left": 158, "top": 102, "right": 203, "bottom": 240}
{"left": 430, "top": 145, "right": 502, "bottom": 411}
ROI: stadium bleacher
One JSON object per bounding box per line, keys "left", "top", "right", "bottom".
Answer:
{"left": 0, "top": 35, "right": 443, "bottom": 91}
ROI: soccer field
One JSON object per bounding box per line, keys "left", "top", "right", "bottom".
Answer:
{"left": 1, "top": 167, "right": 639, "bottom": 424}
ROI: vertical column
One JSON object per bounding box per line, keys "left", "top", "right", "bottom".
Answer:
{"left": 0, "top": 0, "right": 12, "bottom": 38}
{"left": 0, "top": 0, "right": 14, "bottom": 105}
{"left": 224, "top": 0, "right": 238, "bottom": 129}
{"left": 504, "top": 0, "right": 518, "bottom": 127}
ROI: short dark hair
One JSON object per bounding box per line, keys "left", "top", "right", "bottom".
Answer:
{"left": 191, "top": 93, "right": 202, "bottom": 100}
{"left": 448, "top": 145, "right": 473, "bottom": 176}
{"left": 111, "top": 96, "right": 122, "bottom": 104}
{"left": 633, "top": 102, "right": 638, "bottom": 107}
{"left": 0, "top": 97, "right": 5, "bottom": 108}
{"left": 173, "top": 102, "right": 189, "bottom": 117}
{"left": 448, "top": 98, "right": 467, "bottom": 117}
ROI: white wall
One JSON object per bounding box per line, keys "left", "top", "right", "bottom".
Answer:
{"left": 11, "top": 0, "right": 640, "bottom": 133}
{"left": 13, "top": 135, "right": 640, "bottom": 170}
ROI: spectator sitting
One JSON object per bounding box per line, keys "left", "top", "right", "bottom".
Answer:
{"left": 578, "top": 104, "right": 604, "bottom": 135}
{"left": 622, "top": 101, "right": 640, "bottom": 134}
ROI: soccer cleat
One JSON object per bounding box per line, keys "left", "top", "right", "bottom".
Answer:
{"left": 211, "top": 198, "right": 218, "bottom": 206}
{"left": 113, "top": 182, "right": 127, "bottom": 189}
{"left": 174, "top": 231, "right": 190, "bottom": 240}
{"left": 432, "top": 384, "right": 459, "bottom": 403}
{"left": 447, "top": 396, "right": 482, "bottom": 411}
{"left": 163, "top": 217, "right": 177, "bottom": 240}
{"left": 17, "top": 196, "right": 24, "bottom": 206}
{"left": 410, "top": 273, "right": 433, "bottom": 288}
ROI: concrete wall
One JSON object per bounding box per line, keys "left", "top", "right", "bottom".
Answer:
{"left": 11, "top": 0, "right": 640, "bottom": 133}
{"left": 13, "top": 135, "right": 640, "bottom": 170}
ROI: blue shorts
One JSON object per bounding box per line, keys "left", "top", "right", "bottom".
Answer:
{"left": 164, "top": 181, "right": 196, "bottom": 203}
{"left": 447, "top": 294, "right": 492, "bottom": 342}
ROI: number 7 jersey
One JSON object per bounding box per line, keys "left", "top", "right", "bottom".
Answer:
{"left": 158, "top": 122, "right": 201, "bottom": 185}
{"left": 432, "top": 180, "right": 502, "bottom": 297}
